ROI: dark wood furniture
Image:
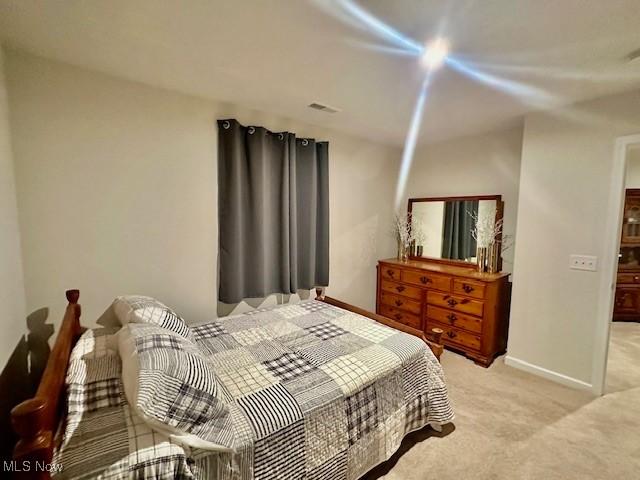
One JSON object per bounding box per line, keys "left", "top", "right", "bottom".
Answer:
{"left": 614, "top": 188, "right": 640, "bottom": 322}
{"left": 11, "top": 289, "right": 445, "bottom": 479}
{"left": 11, "top": 290, "right": 82, "bottom": 480}
{"left": 376, "top": 258, "right": 510, "bottom": 367}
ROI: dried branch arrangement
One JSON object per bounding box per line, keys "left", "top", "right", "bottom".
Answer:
{"left": 469, "top": 210, "right": 503, "bottom": 248}
{"left": 392, "top": 213, "right": 426, "bottom": 260}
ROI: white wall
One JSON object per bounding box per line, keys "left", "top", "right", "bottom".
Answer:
{"left": 625, "top": 147, "right": 640, "bottom": 188}
{"left": 508, "top": 90, "right": 640, "bottom": 390}
{"left": 5, "top": 50, "right": 397, "bottom": 329}
{"left": 0, "top": 48, "right": 27, "bottom": 367}
{"left": 403, "top": 126, "right": 523, "bottom": 272}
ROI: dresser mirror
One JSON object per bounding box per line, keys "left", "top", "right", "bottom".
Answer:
{"left": 408, "top": 195, "right": 504, "bottom": 267}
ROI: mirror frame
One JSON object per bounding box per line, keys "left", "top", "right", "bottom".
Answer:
{"left": 407, "top": 194, "right": 504, "bottom": 269}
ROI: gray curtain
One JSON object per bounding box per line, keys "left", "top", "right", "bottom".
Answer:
{"left": 441, "top": 200, "right": 478, "bottom": 260}
{"left": 217, "top": 119, "right": 329, "bottom": 304}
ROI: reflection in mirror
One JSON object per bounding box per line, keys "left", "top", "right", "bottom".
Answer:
{"left": 410, "top": 197, "right": 499, "bottom": 263}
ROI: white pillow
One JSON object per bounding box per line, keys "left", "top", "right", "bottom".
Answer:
{"left": 118, "top": 322, "right": 235, "bottom": 450}
{"left": 112, "top": 295, "right": 192, "bottom": 339}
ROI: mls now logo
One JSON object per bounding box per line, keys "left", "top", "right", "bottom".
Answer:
{"left": 3, "top": 460, "right": 64, "bottom": 473}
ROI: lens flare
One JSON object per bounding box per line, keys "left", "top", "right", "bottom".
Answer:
{"left": 421, "top": 38, "right": 450, "bottom": 71}
{"left": 445, "top": 55, "right": 556, "bottom": 108}
{"left": 310, "top": 0, "right": 627, "bottom": 209}
{"left": 329, "top": 0, "right": 424, "bottom": 55}
{"left": 394, "top": 73, "right": 433, "bottom": 210}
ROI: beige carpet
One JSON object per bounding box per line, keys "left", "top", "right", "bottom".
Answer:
{"left": 366, "top": 322, "right": 640, "bottom": 480}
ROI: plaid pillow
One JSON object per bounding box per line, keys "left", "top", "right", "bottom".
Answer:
{"left": 118, "top": 323, "right": 235, "bottom": 450}
{"left": 113, "top": 295, "right": 193, "bottom": 339}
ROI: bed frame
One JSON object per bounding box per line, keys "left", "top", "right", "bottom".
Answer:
{"left": 10, "top": 289, "right": 444, "bottom": 478}
{"left": 314, "top": 288, "right": 444, "bottom": 360}
{"left": 11, "top": 290, "right": 82, "bottom": 479}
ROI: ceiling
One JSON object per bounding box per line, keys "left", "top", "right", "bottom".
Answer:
{"left": 1, "top": 0, "right": 639, "bottom": 146}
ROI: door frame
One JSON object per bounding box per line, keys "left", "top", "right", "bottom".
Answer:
{"left": 592, "top": 133, "right": 640, "bottom": 395}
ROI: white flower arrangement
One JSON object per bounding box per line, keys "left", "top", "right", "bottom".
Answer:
{"left": 468, "top": 210, "right": 513, "bottom": 269}
{"left": 392, "top": 213, "right": 412, "bottom": 249}
{"left": 469, "top": 211, "right": 503, "bottom": 248}
{"left": 392, "top": 213, "right": 426, "bottom": 258}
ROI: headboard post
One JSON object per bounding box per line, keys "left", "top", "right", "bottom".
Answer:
{"left": 11, "top": 290, "right": 82, "bottom": 479}
{"left": 11, "top": 398, "right": 53, "bottom": 478}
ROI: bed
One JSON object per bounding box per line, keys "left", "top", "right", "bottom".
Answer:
{"left": 11, "top": 289, "right": 453, "bottom": 479}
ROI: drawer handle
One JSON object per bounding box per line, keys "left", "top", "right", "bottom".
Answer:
{"left": 447, "top": 331, "right": 457, "bottom": 339}
{"left": 395, "top": 299, "right": 403, "bottom": 307}
{"left": 396, "top": 286, "right": 405, "bottom": 293}
{"left": 635, "top": 276, "right": 639, "bottom": 281}
{"left": 447, "top": 313, "right": 457, "bottom": 324}
{"left": 387, "top": 269, "right": 395, "bottom": 278}
{"left": 462, "top": 284, "right": 474, "bottom": 293}
{"left": 447, "top": 298, "right": 458, "bottom": 307}
{"left": 420, "top": 276, "right": 432, "bottom": 284}
{"left": 394, "top": 313, "right": 403, "bottom": 320}
{"left": 460, "top": 299, "right": 470, "bottom": 305}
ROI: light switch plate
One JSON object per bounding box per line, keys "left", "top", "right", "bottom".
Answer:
{"left": 570, "top": 255, "right": 598, "bottom": 271}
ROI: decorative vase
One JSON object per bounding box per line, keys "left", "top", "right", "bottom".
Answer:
{"left": 397, "top": 240, "right": 409, "bottom": 262}
{"left": 487, "top": 242, "right": 500, "bottom": 274}
{"left": 476, "top": 247, "right": 488, "bottom": 273}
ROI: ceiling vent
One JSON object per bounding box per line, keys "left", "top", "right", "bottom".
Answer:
{"left": 308, "top": 102, "right": 340, "bottom": 113}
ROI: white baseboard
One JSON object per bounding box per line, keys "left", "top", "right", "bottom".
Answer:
{"left": 504, "top": 356, "right": 593, "bottom": 392}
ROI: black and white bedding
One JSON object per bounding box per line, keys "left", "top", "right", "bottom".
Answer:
{"left": 55, "top": 299, "right": 454, "bottom": 479}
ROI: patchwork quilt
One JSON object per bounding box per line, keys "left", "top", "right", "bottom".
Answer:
{"left": 55, "top": 299, "right": 454, "bottom": 479}
{"left": 54, "top": 327, "right": 196, "bottom": 479}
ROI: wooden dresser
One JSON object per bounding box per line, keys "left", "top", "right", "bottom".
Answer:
{"left": 376, "top": 258, "right": 511, "bottom": 366}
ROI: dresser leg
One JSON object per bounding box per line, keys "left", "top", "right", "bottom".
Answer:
{"left": 468, "top": 354, "right": 493, "bottom": 368}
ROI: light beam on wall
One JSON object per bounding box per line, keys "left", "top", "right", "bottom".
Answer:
{"left": 394, "top": 72, "right": 433, "bottom": 210}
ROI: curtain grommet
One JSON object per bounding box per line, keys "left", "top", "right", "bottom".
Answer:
{"left": 222, "top": 120, "right": 231, "bottom": 129}
{"left": 248, "top": 126, "right": 256, "bottom": 134}
{"left": 278, "top": 133, "right": 284, "bottom": 140}
{"left": 302, "top": 139, "right": 309, "bottom": 146}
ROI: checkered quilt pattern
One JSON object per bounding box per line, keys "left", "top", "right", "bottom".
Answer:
{"left": 54, "top": 327, "right": 196, "bottom": 479}
{"left": 55, "top": 299, "right": 454, "bottom": 479}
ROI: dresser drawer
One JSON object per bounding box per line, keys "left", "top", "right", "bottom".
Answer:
{"left": 402, "top": 269, "right": 451, "bottom": 292}
{"left": 380, "top": 266, "right": 401, "bottom": 282}
{"left": 452, "top": 278, "right": 486, "bottom": 299}
{"left": 428, "top": 320, "right": 481, "bottom": 351}
{"left": 380, "top": 279, "right": 422, "bottom": 301}
{"left": 617, "top": 273, "right": 640, "bottom": 285}
{"left": 379, "top": 304, "right": 422, "bottom": 329}
{"left": 426, "top": 291, "right": 484, "bottom": 317}
{"left": 379, "top": 292, "right": 422, "bottom": 315}
{"left": 426, "top": 305, "right": 482, "bottom": 334}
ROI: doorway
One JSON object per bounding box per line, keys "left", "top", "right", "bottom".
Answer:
{"left": 606, "top": 142, "right": 640, "bottom": 393}
{"left": 593, "top": 136, "right": 640, "bottom": 395}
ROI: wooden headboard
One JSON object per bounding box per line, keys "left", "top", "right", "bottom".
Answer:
{"left": 11, "top": 290, "right": 82, "bottom": 479}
